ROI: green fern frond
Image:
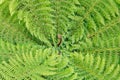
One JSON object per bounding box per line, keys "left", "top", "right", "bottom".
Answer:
{"left": 0, "top": 2, "right": 39, "bottom": 45}
{"left": 0, "top": 49, "right": 56, "bottom": 79}
{"left": 6, "top": 0, "right": 79, "bottom": 47}
{"left": 0, "top": 49, "right": 75, "bottom": 80}
{"left": 70, "top": 53, "right": 120, "bottom": 80}
{"left": 0, "top": 39, "right": 43, "bottom": 63}
{"left": 70, "top": 0, "right": 119, "bottom": 42}
{"left": 7, "top": 0, "right": 54, "bottom": 46}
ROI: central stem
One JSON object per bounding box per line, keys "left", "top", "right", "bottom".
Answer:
{"left": 57, "top": 34, "right": 62, "bottom": 47}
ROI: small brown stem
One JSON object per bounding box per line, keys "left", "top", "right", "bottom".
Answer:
{"left": 57, "top": 34, "right": 62, "bottom": 47}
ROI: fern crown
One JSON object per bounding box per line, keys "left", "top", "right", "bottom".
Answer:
{"left": 0, "top": 0, "right": 120, "bottom": 80}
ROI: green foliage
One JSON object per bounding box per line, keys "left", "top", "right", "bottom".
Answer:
{"left": 70, "top": 53, "right": 119, "bottom": 80}
{"left": 0, "top": 0, "right": 120, "bottom": 80}
{"left": 0, "top": 48, "right": 76, "bottom": 80}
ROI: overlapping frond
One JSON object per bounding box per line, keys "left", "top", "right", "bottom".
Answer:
{"left": 0, "top": 49, "right": 76, "bottom": 80}
{"left": 70, "top": 53, "right": 120, "bottom": 80}
{"left": 0, "top": 1, "right": 39, "bottom": 45}
{"left": 69, "top": 0, "right": 120, "bottom": 56}
{"left": 8, "top": 0, "right": 54, "bottom": 46}
{"left": 70, "top": 0, "right": 119, "bottom": 42}
{"left": 0, "top": 39, "right": 42, "bottom": 63}
{"left": 5, "top": 0, "right": 79, "bottom": 47}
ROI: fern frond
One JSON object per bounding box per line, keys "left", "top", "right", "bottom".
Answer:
{"left": 0, "top": 49, "right": 55, "bottom": 79}
{"left": 70, "top": 16, "right": 120, "bottom": 55}
{"left": 0, "top": 39, "right": 42, "bottom": 63}
{"left": 70, "top": 53, "right": 120, "bottom": 80}
{"left": 0, "top": 2, "right": 40, "bottom": 45}
{"left": 0, "top": 49, "right": 76, "bottom": 80}
{"left": 50, "top": 0, "right": 78, "bottom": 33}
{"left": 70, "top": 0, "right": 119, "bottom": 42}
{"left": 7, "top": 0, "right": 54, "bottom": 46}
{"left": 5, "top": 0, "right": 79, "bottom": 47}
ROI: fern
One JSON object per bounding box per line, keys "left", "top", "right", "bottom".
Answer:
{"left": 0, "top": 0, "right": 120, "bottom": 80}
{"left": 0, "top": 48, "right": 75, "bottom": 80}
{"left": 70, "top": 53, "right": 120, "bottom": 80}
